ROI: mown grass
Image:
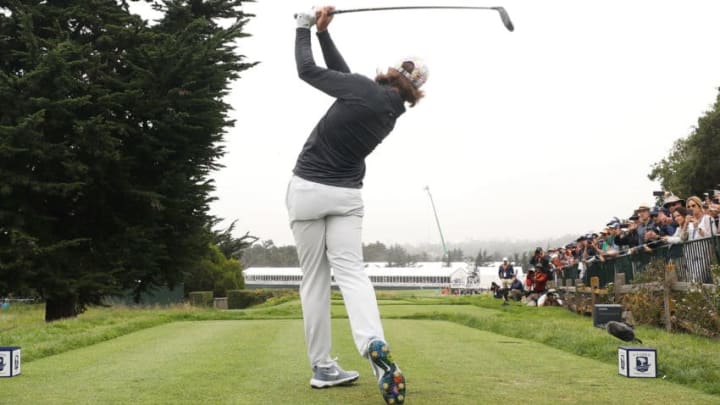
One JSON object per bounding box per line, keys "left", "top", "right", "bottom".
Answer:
{"left": 375, "top": 295, "right": 720, "bottom": 396}
{"left": 3, "top": 318, "right": 719, "bottom": 404}
{"left": 1, "top": 291, "right": 719, "bottom": 398}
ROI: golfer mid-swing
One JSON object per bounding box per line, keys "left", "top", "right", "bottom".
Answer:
{"left": 287, "top": 6, "right": 427, "bottom": 405}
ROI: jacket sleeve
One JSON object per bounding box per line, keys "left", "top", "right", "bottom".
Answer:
{"left": 317, "top": 30, "right": 350, "bottom": 73}
{"left": 295, "top": 28, "right": 365, "bottom": 100}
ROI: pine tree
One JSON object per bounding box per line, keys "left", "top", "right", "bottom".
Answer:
{"left": 0, "top": 0, "right": 255, "bottom": 320}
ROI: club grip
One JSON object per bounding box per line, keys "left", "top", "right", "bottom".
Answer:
{"left": 293, "top": 10, "right": 339, "bottom": 19}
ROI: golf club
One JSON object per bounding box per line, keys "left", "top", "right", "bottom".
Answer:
{"left": 295, "top": 6, "right": 514, "bottom": 32}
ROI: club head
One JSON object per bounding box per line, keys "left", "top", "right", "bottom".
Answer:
{"left": 493, "top": 7, "right": 514, "bottom": 32}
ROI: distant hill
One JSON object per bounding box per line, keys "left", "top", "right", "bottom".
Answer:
{"left": 403, "top": 234, "right": 578, "bottom": 260}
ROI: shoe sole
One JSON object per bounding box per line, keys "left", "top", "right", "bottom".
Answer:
{"left": 309, "top": 374, "right": 359, "bottom": 389}
{"left": 368, "top": 340, "right": 406, "bottom": 404}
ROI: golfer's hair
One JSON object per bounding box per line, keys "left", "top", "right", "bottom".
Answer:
{"left": 375, "top": 69, "right": 424, "bottom": 107}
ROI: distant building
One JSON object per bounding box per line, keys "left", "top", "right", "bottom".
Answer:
{"left": 243, "top": 262, "right": 524, "bottom": 292}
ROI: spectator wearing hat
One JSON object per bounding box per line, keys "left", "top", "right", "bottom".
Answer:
{"left": 577, "top": 234, "right": 602, "bottom": 262}
{"left": 615, "top": 216, "right": 639, "bottom": 249}
{"left": 498, "top": 258, "right": 515, "bottom": 289}
{"left": 530, "top": 247, "right": 553, "bottom": 283}
{"left": 530, "top": 247, "right": 550, "bottom": 273}
{"left": 663, "top": 193, "right": 685, "bottom": 214}
{"left": 635, "top": 203, "right": 653, "bottom": 246}
{"left": 601, "top": 222, "right": 621, "bottom": 257}
{"left": 574, "top": 236, "right": 587, "bottom": 259}
{"left": 532, "top": 262, "right": 549, "bottom": 293}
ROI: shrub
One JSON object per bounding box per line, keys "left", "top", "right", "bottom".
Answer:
{"left": 673, "top": 288, "right": 720, "bottom": 337}
{"left": 188, "top": 291, "right": 213, "bottom": 307}
{"left": 227, "top": 289, "right": 273, "bottom": 309}
{"left": 258, "top": 290, "right": 299, "bottom": 307}
{"left": 619, "top": 261, "right": 720, "bottom": 337}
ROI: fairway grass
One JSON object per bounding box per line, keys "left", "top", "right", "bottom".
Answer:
{"left": 2, "top": 319, "right": 719, "bottom": 404}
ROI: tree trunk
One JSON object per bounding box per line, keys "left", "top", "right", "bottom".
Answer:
{"left": 45, "top": 296, "right": 80, "bottom": 322}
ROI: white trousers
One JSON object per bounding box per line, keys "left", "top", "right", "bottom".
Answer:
{"left": 286, "top": 175, "right": 385, "bottom": 368}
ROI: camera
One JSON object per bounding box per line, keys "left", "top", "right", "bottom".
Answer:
{"left": 652, "top": 190, "right": 664, "bottom": 197}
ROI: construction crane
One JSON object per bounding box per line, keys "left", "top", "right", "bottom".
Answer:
{"left": 423, "top": 185, "right": 449, "bottom": 265}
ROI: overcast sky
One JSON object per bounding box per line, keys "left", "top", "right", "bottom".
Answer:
{"left": 137, "top": 1, "right": 720, "bottom": 247}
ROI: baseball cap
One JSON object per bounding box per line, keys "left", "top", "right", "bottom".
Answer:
{"left": 606, "top": 217, "right": 621, "bottom": 227}
{"left": 502, "top": 257, "right": 508, "bottom": 262}
{"left": 394, "top": 57, "right": 429, "bottom": 89}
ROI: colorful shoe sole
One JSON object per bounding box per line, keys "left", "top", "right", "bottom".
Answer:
{"left": 368, "top": 340, "right": 406, "bottom": 405}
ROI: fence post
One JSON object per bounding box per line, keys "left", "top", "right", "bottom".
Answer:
{"left": 663, "top": 262, "right": 677, "bottom": 332}
{"left": 614, "top": 272, "right": 625, "bottom": 302}
{"left": 590, "top": 276, "right": 600, "bottom": 308}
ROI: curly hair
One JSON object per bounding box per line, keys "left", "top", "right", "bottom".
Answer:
{"left": 374, "top": 69, "right": 425, "bottom": 107}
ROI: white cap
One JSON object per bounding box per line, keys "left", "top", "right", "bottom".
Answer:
{"left": 393, "top": 57, "right": 429, "bottom": 89}
{"left": 502, "top": 257, "right": 508, "bottom": 262}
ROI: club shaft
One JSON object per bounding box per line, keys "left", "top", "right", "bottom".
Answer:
{"left": 330, "top": 6, "right": 499, "bottom": 15}
{"left": 303, "top": 6, "right": 515, "bottom": 32}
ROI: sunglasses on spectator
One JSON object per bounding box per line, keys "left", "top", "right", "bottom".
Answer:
{"left": 688, "top": 203, "right": 699, "bottom": 208}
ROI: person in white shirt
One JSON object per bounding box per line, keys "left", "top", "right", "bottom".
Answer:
{"left": 686, "top": 196, "right": 712, "bottom": 240}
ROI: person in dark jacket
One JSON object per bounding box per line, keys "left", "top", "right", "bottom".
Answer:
{"left": 287, "top": 7, "right": 427, "bottom": 405}
{"left": 530, "top": 247, "right": 554, "bottom": 281}
{"left": 508, "top": 276, "right": 524, "bottom": 301}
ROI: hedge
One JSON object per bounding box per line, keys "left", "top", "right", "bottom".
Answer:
{"left": 227, "top": 289, "right": 273, "bottom": 309}
{"left": 188, "top": 291, "right": 213, "bottom": 307}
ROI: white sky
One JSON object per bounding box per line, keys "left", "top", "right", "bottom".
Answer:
{"left": 134, "top": 1, "right": 720, "bottom": 247}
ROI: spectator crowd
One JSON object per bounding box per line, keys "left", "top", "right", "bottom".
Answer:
{"left": 494, "top": 190, "right": 720, "bottom": 305}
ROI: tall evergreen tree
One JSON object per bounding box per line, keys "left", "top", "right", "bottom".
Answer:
{"left": 0, "top": 0, "right": 255, "bottom": 321}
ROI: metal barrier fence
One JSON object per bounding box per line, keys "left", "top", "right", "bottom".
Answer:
{"left": 560, "top": 236, "right": 719, "bottom": 287}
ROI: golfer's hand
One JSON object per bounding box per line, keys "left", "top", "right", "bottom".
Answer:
{"left": 295, "top": 9, "right": 316, "bottom": 29}
{"left": 316, "top": 6, "right": 335, "bottom": 32}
